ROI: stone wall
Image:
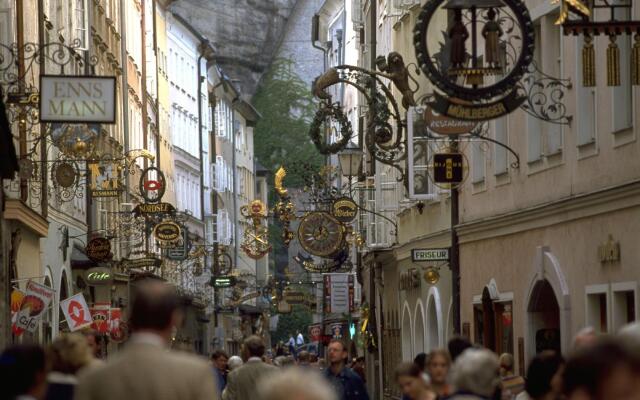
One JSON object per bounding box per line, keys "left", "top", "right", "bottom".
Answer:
{"left": 170, "top": 0, "right": 298, "bottom": 96}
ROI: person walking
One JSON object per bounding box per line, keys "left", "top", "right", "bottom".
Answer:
{"left": 45, "top": 333, "right": 94, "bottom": 400}
{"left": 296, "top": 331, "right": 305, "bottom": 348}
{"left": 447, "top": 349, "right": 502, "bottom": 400}
{"left": 211, "top": 350, "right": 229, "bottom": 398}
{"left": 287, "top": 333, "right": 296, "bottom": 357}
{"left": 0, "top": 345, "right": 48, "bottom": 400}
{"left": 222, "top": 335, "right": 278, "bottom": 400}
{"left": 395, "top": 362, "right": 436, "bottom": 400}
{"left": 499, "top": 353, "right": 525, "bottom": 400}
{"left": 426, "top": 349, "right": 453, "bottom": 399}
{"left": 75, "top": 281, "right": 217, "bottom": 400}
{"left": 260, "top": 367, "right": 337, "bottom": 400}
{"left": 515, "top": 351, "right": 564, "bottom": 400}
{"left": 324, "top": 339, "right": 369, "bottom": 400}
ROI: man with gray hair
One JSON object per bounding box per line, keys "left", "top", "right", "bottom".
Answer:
{"left": 260, "top": 368, "right": 336, "bottom": 400}
{"left": 448, "top": 348, "right": 501, "bottom": 400}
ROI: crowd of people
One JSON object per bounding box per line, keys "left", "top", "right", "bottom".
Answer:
{"left": 1, "top": 280, "right": 639, "bottom": 400}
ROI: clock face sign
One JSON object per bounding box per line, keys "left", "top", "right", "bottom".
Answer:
{"left": 298, "top": 212, "right": 345, "bottom": 258}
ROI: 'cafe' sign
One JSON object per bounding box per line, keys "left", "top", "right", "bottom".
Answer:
{"left": 40, "top": 76, "right": 116, "bottom": 123}
{"left": 85, "top": 267, "right": 113, "bottom": 286}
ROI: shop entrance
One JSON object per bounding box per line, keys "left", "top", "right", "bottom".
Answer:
{"left": 527, "top": 279, "right": 561, "bottom": 354}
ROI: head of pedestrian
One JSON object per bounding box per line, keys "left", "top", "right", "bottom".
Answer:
{"left": 81, "top": 329, "right": 101, "bottom": 358}
{"left": 499, "top": 353, "right": 516, "bottom": 377}
{"left": 395, "top": 362, "right": 433, "bottom": 400}
{"left": 327, "top": 339, "right": 348, "bottom": 370}
{"left": 0, "top": 345, "right": 48, "bottom": 400}
{"left": 563, "top": 338, "right": 640, "bottom": 400}
{"left": 211, "top": 349, "right": 229, "bottom": 372}
{"left": 49, "top": 333, "right": 93, "bottom": 375}
{"left": 427, "top": 349, "right": 452, "bottom": 389}
{"left": 242, "top": 335, "right": 266, "bottom": 362}
{"left": 524, "top": 350, "right": 565, "bottom": 400}
{"left": 450, "top": 348, "right": 501, "bottom": 399}
{"left": 260, "top": 367, "right": 337, "bottom": 400}
{"left": 573, "top": 326, "right": 597, "bottom": 350}
{"left": 228, "top": 355, "right": 244, "bottom": 371}
{"left": 298, "top": 350, "right": 311, "bottom": 365}
{"left": 448, "top": 336, "right": 472, "bottom": 362}
{"left": 129, "top": 280, "right": 182, "bottom": 344}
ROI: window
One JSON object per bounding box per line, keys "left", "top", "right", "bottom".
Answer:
{"left": 612, "top": 282, "right": 637, "bottom": 332}
{"left": 576, "top": 36, "right": 596, "bottom": 146}
{"left": 471, "top": 141, "right": 485, "bottom": 184}
{"left": 586, "top": 285, "right": 610, "bottom": 334}
{"left": 612, "top": 2, "right": 633, "bottom": 132}
{"left": 493, "top": 117, "right": 508, "bottom": 175}
{"left": 73, "top": 0, "right": 88, "bottom": 49}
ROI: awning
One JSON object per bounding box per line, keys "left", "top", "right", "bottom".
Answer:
{"left": 70, "top": 244, "right": 95, "bottom": 270}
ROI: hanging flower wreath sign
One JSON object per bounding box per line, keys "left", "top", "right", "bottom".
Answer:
{"left": 309, "top": 103, "right": 353, "bottom": 155}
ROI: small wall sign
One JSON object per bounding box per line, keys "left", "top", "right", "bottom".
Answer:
{"left": 85, "top": 267, "right": 113, "bottom": 286}
{"left": 412, "top": 248, "right": 450, "bottom": 262}
{"left": 284, "top": 290, "right": 306, "bottom": 305}
{"left": 331, "top": 197, "right": 358, "bottom": 223}
{"left": 598, "top": 234, "right": 620, "bottom": 263}
{"left": 211, "top": 276, "right": 237, "bottom": 288}
{"left": 85, "top": 237, "right": 112, "bottom": 263}
{"left": 153, "top": 221, "right": 181, "bottom": 243}
{"left": 399, "top": 268, "right": 421, "bottom": 291}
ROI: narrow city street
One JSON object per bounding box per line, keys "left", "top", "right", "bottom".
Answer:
{"left": 0, "top": 0, "right": 639, "bottom": 400}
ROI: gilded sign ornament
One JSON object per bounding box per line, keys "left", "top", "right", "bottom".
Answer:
{"left": 240, "top": 200, "right": 271, "bottom": 260}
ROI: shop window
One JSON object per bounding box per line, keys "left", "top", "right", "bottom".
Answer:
{"left": 612, "top": 282, "right": 637, "bottom": 332}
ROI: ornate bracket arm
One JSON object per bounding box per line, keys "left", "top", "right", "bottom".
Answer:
{"left": 517, "top": 61, "right": 573, "bottom": 126}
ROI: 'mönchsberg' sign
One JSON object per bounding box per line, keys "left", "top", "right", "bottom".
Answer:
{"left": 40, "top": 75, "right": 116, "bottom": 123}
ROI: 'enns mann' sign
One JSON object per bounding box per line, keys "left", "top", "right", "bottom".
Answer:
{"left": 40, "top": 76, "right": 116, "bottom": 123}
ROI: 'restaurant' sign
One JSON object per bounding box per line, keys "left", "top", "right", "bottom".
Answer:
{"left": 40, "top": 75, "right": 116, "bottom": 123}
{"left": 412, "top": 248, "right": 450, "bottom": 262}
{"left": 423, "top": 106, "right": 479, "bottom": 135}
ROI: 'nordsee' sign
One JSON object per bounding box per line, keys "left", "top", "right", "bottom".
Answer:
{"left": 40, "top": 76, "right": 116, "bottom": 123}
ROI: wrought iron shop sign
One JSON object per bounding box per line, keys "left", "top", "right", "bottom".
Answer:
{"left": 85, "top": 267, "right": 113, "bottom": 286}
{"left": 331, "top": 197, "right": 358, "bottom": 223}
{"left": 88, "top": 161, "right": 121, "bottom": 197}
{"left": 211, "top": 276, "right": 237, "bottom": 288}
{"left": 284, "top": 290, "right": 306, "bottom": 305}
{"left": 40, "top": 76, "right": 116, "bottom": 123}
{"left": 153, "top": 221, "right": 181, "bottom": 244}
{"left": 133, "top": 202, "right": 175, "bottom": 216}
{"left": 166, "top": 227, "right": 190, "bottom": 261}
{"left": 412, "top": 248, "right": 450, "bottom": 262}
{"left": 433, "top": 153, "right": 463, "bottom": 184}
{"left": 120, "top": 257, "right": 162, "bottom": 270}
{"left": 140, "top": 167, "right": 166, "bottom": 203}
{"left": 85, "top": 237, "right": 112, "bottom": 263}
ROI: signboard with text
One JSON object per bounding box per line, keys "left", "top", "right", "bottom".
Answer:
{"left": 60, "top": 293, "right": 92, "bottom": 332}
{"left": 40, "top": 75, "right": 116, "bottom": 123}
{"left": 412, "top": 248, "right": 450, "bottom": 262}
{"left": 323, "top": 274, "right": 354, "bottom": 314}
{"left": 15, "top": 281, "right": 55, "bottom": 333}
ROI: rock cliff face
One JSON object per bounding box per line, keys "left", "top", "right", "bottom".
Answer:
{"left": 170, "top": 0, "right": 299, "bottom": 96}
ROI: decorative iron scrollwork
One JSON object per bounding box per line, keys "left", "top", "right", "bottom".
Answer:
{"left": 517, "top": 61, "right": 573, "bottom": 125}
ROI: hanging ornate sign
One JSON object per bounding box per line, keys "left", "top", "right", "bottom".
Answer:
{"left": 240, "top": 200, "right": 271, "bottom": 259}
{"left": 88, "top": 160, "right": 121, "bottom": 197}
{"left": 53, "top": 162, "right": 78, "bottom": 188}
{"left": 140, "top": 166, "right": 166, "bottom": 203}
{"left": 433, "top": 153, "right": 464, "bottom": 184}
{"left": 153, "top": 221, "right": 181, "bottom": 244}
{"left": 414, "top": 0, "right": 535, "bottom": 121}
{"left": 294, "top": 250, "right": 349, "bottom": 273}
{"left": 284, "top": 290, "right": 306, "bottom": 305}
{"left": 85, "top": 267, "right": 114, "bottom": 285}
{"left": 39, "top": 76, "right": 117, "bottom": 123}
{"left": 133, "top": 202, "right": 176, "bottom": 216}
{"left": 331, "top": 197, "right": 358, "bottom": 223}
{"left": 85, "top": 237, "right": 112, "bottom": 263}
{"left": 120, "top": 256, "right": 162, "bottom": 270}
{"left": 298, "top": 212, "right": 345, "bottom": 258}
{"left": 166, "top": 227, "right": 190, "bottom": 261}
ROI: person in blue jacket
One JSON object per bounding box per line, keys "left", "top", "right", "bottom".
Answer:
{"left": 324, "top": 339, "right": 369, "bottom": 400}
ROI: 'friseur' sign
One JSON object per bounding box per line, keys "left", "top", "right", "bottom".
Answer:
{"left": 40, "top": 75, "right": 116, "bottom": 123}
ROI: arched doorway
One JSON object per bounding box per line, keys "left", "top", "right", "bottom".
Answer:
{"left": 414, "top": 303, "right": 426, "bottom": 355}
{"left": 401, "top": 303, "right": 413, "bottom": 361}
{"left": 527, "top": 279, "right": 561, "bottom": 354}
{"left": 427, "top": 296, "right": 439, "bottom": 350}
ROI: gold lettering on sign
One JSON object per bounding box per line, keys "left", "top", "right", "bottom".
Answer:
{"left": 447, "top": 102, "right": 507, "bottom": 120}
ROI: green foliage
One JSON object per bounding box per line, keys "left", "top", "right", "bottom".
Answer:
{"left": 252, "top": 58, "right": 323, "bottom": 188}
{"left": 272, "top": 305, "right": 312, "bottom": 346}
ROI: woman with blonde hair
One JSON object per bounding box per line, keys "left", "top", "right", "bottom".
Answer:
{"left": 427, "top": 349, "right": 453, "bottom": 398}
{"left": 45, "top": 333, "right": 94, "bottom": 400}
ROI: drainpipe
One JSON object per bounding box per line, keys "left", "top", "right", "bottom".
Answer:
{"left": 120, "top": 0, "right": 130, "bottom": 200}
{"left": 231, "top": 96, "right": 239, "bottom": 269}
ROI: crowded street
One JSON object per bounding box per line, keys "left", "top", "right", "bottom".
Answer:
{"left": 0, "top": 0, "right": 640, "bottom": 399}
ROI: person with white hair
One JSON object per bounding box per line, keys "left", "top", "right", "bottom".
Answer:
{"left": 259, "top": 368, "right": 337, "bottom": 400}
{"left": 448, "top": 348, "right": 502, "bottom": 400}
{"left": 227, "top": 355, "right": 244, "bottom": 371}
{"left": 573, "top": 326, "right": 597, "bottom": 350}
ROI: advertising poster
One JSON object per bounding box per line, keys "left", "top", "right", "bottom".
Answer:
{"left": 60, "top": 293, "right": 92, "bottom": 332}
{"left": 90, "top": 303, "right": 111, "bottom": 333}
{"left": 15, "top": 280, "right": 55, "bottom": 333}
{"left": 109, "top": 308, "right": 127, "bottom": 342}
{"left": 308, "top": 323, "right": 322, "bottom": 343}
{"left": 11, "top": 288, "right": 25, "bottom": 336}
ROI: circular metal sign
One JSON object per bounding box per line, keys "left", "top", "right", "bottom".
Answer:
{"left": 86, "top": 237, "right": 112, "bottom": 263}
{"left": 139, "top": 166, "right": 166, "bottom": 203}
{"left": 153, "top": 221, "right": 181, "bottom": 243}
{"left": 331, "top": 196, "right": 358, "bottom": 223}
{"left": 55, "top": 162, "right": 78, "bottom": 188}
